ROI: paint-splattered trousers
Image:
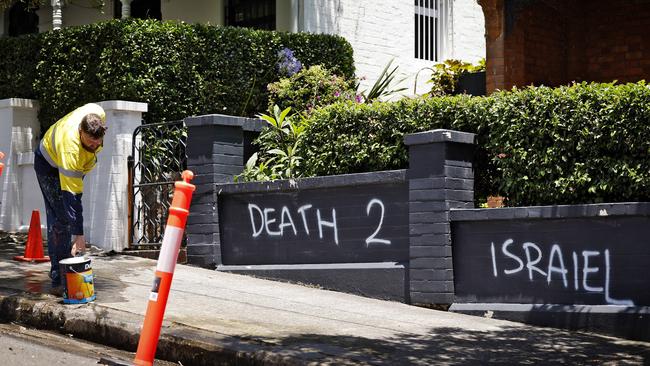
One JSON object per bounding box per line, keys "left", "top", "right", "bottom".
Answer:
{"left": 35, "top": 172, "right": 72, "bottom": 288}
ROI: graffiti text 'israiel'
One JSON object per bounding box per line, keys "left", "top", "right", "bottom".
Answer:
{"left": 490, "top": 239, "right": 634, "bottom": 306}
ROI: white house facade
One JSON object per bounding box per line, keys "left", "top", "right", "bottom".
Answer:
{"left": 2, "top": 0, "right": 485, "bottom": 96}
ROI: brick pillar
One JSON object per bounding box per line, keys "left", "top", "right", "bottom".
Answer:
{"left": 478, "top": 0, "right": 506, "bottom": 93}
{"left": 184, "top": 114, "right": 265, "bottom": 268}
{"left": 404, "top": 129, "right": 475, "bottom": 306}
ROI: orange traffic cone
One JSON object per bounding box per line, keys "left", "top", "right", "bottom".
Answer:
{"left": 14, "top": 210, "right": 50, "bottom": 263}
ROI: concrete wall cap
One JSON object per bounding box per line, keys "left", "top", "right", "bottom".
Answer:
{"left": 450, "top": 202, "right": 650, "bottom": 221}
{"left": 184, "top": 114, "right": 266, "bottom": 132}
{"left": 0, "top": 98, "right": 39, "bottom": 109}
{"left": 404, "top": 129, "right": 476, "bottom": 146}
{"left": 216, "top": 169, "right": 407, "bottom": 195}
{"left": 97, "top": 100, "right": 148, "bottom": 112}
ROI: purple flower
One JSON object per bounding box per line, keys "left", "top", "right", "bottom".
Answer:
{"left": 334, "top": 91, "right": 341, "bottom": 97}
{"left": 355, "top": 94, "right": 364, "bottom": 103}
{"left": 277, "top": 47, "right": 302, "bottom": 76}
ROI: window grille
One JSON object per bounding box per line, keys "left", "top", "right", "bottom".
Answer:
{"left": 414, "top": 0, "right": 447, "bottom": 62}
{"left": 226, "top": 0, "right": 276, "bottom": 30}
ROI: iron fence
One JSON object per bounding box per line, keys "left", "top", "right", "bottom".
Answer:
{"left": 128, "top": 120, "right": 187, "bottom": 247}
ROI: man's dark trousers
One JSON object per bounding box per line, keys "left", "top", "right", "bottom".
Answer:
{"left": 35, "top": 173, "right": 73, "bottom": 288}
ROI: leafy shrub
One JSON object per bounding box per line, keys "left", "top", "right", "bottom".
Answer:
{"left": 0, "top": 19, "right": 355, "bottom": 131}
{"left": 299, "top": 82, "right": 650, "bottom": 206}
{"left": 267, "top": 65, "right": 356, "bottom": 116}
{"left": 299, "top": 96, "right": 485, "bottom": 175}
{"left": 485, "top": 82, "right": 650, "bottom": 205}
{"left": 237, "top": 106, "right": 307, "bottom": 181}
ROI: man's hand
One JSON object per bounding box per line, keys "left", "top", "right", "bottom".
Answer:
{"left": 71, "top": 235, "right": 86, "bottom": 256}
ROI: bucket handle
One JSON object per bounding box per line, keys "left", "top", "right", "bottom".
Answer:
{"left": 67, "top": 263, "right": 94, "bottom": 282}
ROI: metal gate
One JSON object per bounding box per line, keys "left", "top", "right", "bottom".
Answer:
{"left": 128, "top": 120, "right": 187, "bottom": 247}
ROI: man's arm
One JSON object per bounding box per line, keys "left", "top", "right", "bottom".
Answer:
{"left": 61, "top": 178, "right": 84, "bottom": 232}
{"left": 59, "top": 151, "right": 88, "bottom": 253}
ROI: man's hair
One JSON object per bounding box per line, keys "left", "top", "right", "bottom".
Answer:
{"left": 80, "top": 113, "right": 106, "bottom": 139}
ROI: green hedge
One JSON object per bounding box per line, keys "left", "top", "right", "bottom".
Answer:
{"left": 300, "top": 82, "right": 650, "bottom": 206}
{"left": 0, "top": 33, "right": 39, "bottom": 99}
{"left": 0, "top": 19, "right": 354, "bottom": 130}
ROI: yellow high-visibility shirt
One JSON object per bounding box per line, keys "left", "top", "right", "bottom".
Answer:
{"left": 39, "top": 103, "right": 106, "bottom": 194}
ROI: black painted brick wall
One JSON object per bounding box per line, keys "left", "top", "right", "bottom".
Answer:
{"left": 183, "top": 121, "right": 477, "bottom": 306}
{"left": 184, "top": 114, "right": 264, "bottom": 268}
{"left": 405, "top": 130, "right": 475, "bottom": 305}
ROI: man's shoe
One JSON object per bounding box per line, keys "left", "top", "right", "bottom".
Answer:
{"left": 48, "top": 286, "right": 64, "bottom": 297}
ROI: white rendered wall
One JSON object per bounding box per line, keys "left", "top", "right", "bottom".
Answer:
{"left": 162, "top": 0, "right": 223, "bottom": 24}
{"left": 83, "top": 101, "right": 146, "bottom": 252}
{"left": 451, "top": 0, "right": 485, "bottom": 64}
{"left": 0, "top": 98, "right": 45, "bottom": 233}
{"left": 301, "top": 0, "right": 485, "bottom": 97}
{"left": 276, "top": 0, "right": 293, "bottom": 32}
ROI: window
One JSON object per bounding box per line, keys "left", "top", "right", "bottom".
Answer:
{"left": 7, "top": 2, "right": 39, "bottom": 37}
{"left": 414, "top": 0, "right": 447, "bottom": 62}
{"left": 226, "top": 0, "right": 276, "bottom": 31}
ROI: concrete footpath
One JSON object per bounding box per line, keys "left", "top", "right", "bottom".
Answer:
{"left": 1, "top": 241, "right": 649, "bottom": 365}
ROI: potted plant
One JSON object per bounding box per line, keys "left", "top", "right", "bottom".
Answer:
{"left": 487, "top": 195, "right": 505, "bottom": 208}
{"left": 425, "top": 58, "right": 486, "bottom": 97}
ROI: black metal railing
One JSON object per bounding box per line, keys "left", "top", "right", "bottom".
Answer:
{"left": 128, "top": 120, "right": 187, "bottom": 247}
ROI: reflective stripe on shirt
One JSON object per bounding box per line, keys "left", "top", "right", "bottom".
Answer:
{"left": 59, "top": 167, "right": 84, "bottom": 178}
{"left": 39, "top": 140, "right": 57, "bottom": 168}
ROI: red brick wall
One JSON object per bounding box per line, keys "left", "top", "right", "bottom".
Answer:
{"left": 521, "top": 2, "right": 567, "bottom": 87}
{"left": 567, "top": 0, "right": 650, "bottom": 84}
{"left": 479, "top": 0, "right": 505, "bottom": 93}
{"left": 500, "top": 1, "right": 568, "bottom": 89}
{"left": 481, "top": 0, "right": 650, "bottom": 93}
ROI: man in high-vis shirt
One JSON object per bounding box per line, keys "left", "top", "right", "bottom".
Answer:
{"left": 34, "top": 103, "right": 106, "bottom": 296}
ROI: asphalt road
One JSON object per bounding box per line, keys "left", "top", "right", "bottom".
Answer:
{"left": 0, "top": 323, "right": 176, "bottom": 366}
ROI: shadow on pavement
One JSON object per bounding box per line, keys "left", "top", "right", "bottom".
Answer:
{"left": 272, "top": 326, "right": 650, "bottom": 365}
